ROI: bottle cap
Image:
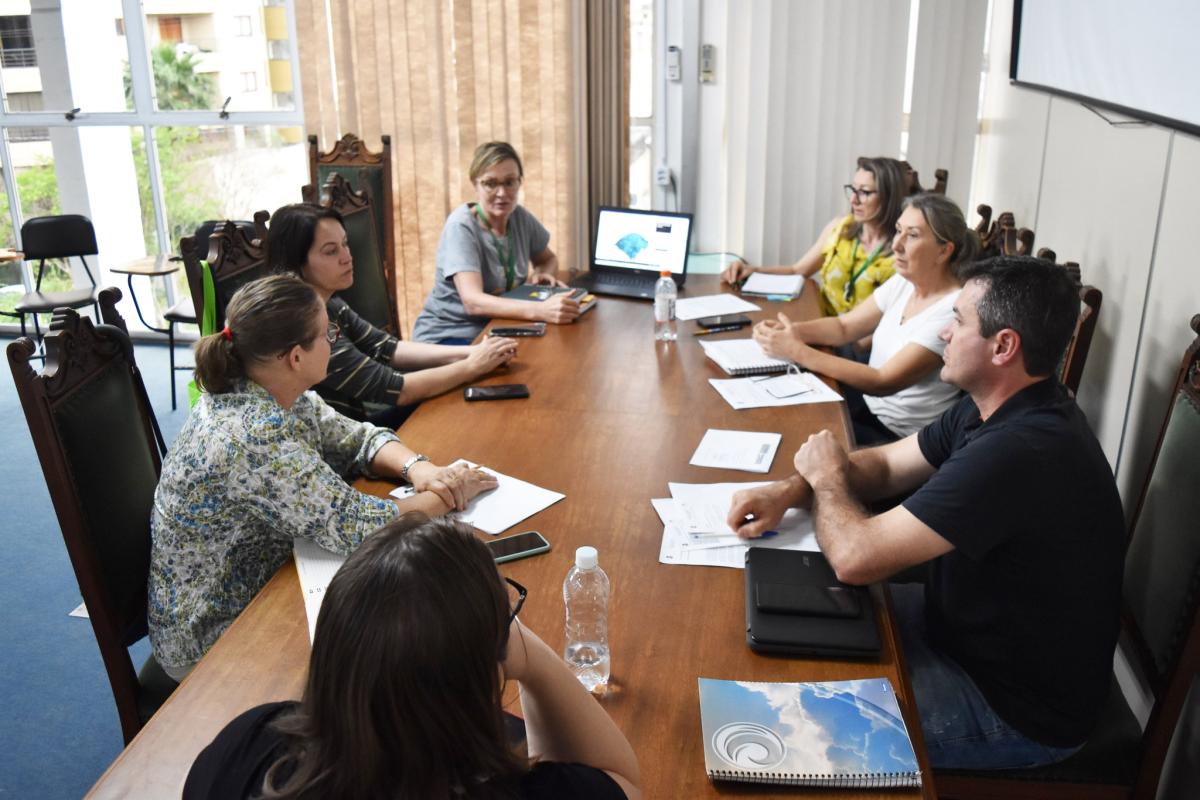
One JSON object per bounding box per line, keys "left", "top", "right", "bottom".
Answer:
{"left": 575, "top": 546, "right": 598, "bottom": 569}
{"left": 659, "top": 269, "right": 671, "bottom": 277}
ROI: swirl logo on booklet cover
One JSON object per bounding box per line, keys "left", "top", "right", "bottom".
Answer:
{"left": 711, "top": 722, "right": 787, "bottom": 770}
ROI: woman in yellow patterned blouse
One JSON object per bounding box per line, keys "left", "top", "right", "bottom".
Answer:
{"left": 722, "top": 156, "right": 909, "bottom": 316}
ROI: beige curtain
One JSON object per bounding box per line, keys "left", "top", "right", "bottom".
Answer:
{"left": 294, "top": 0, "right": 584, "bottom": 337}
{"left": 585, "top": 0, "right": 630, "bottom": 236}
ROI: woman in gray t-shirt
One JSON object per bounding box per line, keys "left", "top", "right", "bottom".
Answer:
{"left": 412, "top": 142, "right": 581, "bottom": 343}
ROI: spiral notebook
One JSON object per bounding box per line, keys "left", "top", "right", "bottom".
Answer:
{"left": 698, "top": 677, "right": 921, "bottom": 788}
{"left": 700, "top": 338, "right": 792, "bottom": 376}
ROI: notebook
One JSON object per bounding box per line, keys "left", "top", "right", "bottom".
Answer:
{"left": 699, "top": 338, "right": 792, "bottom": 376}
{"left": 740, "top": 272, "right": 804, "bottom": 298}
{"left": 570, "top": 206, "right": 693, "bottom": 300}
{"left": 698, "top": 677, "right": 921, "bottom": 788}
{"left": 744, "top": 547, "right": 880, "bottom": 658}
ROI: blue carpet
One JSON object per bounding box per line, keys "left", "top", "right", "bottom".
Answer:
{"left": 0, "top": 335, "right": 192, "bottom": 798}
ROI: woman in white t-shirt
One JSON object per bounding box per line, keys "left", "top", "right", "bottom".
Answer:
{"left": 754, "top": 193, "right": 979, "bottom": 444}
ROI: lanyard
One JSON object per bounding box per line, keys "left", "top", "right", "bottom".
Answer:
{"left": 843, "top": 238, "right": 887, "bottom": 302}
{"left": 474, "top": 204, "right": 516, "bottom": 292}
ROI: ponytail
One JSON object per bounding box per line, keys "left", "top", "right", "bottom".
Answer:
{"left": 193, "top": 332, "right": 246, "bottom": 394}
{"left": 192, "top": 274, "right": 323, "bottom": 395}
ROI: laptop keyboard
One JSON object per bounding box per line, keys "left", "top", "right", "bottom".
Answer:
{"left": 594, "top": 272, "right": 654, "bottom": 288}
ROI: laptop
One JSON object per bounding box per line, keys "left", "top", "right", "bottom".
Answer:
{"left": 744, "top": 547, "right": 881, "bottom": 659}
{"left": 571, "top": 206, "right": 693, "bottom": 300}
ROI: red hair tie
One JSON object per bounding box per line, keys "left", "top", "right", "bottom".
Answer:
{"left": 221, "top": 325, "right": 233, "bottom": 342}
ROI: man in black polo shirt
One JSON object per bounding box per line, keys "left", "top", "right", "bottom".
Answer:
{"left": 727, "top": 256, "right": 1124, "bottom": 769}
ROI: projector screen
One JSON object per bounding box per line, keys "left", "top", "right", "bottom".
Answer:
{"left": 1011, "top": 0, "right": 1200, "bottom": 135}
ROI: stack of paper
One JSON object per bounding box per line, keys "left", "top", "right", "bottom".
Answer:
{"left": 709, "top": 372, "right": 843, "bottom": 409}
{"left": 689, "top": 429, "right": 781, "bottom": 473}
{"left": 654, "top": 481, "right": 819, "bottom": 569}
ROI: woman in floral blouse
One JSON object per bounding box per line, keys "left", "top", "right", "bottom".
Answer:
{"left": 149, "top": 274, "right": 495, "bottom": 680}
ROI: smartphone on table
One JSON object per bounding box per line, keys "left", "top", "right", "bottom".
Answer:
{"left": 696, "top": 313, "right": 752, "bottom": 330}
{"left": 490, "top": 323, "right": 546, "bottom": 337}
{"left": 487, "top": 531, "right": 551, "bottom": 563}
{"left": 464, "top": 383, "right": 530, "bottom": 401}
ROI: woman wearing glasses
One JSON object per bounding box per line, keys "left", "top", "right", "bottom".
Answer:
{"left": 721, "top": 156, "right": 910, "bottom": 317}
{"left": 150, "top": 275, "right": 496, "bottom": 681}
{"left": 413, "top": 141, "right": 580, "bottom": 344}
{"left": 269, "top": 203, "right": 517, "bottom": 428}
{"left": 184, "top": 514, "right": 642, "bottom": 800}
{"left": 753, "top": 194, "right": 978, "bottom": 445}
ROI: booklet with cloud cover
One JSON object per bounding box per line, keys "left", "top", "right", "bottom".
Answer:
{"left": 697, "top": 677, "right": 921, "bottom": 788}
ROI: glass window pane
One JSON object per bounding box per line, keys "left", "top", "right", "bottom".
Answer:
{"left": 143, "top": 2, "right": 297, "bottom": 112}
{"left": 152, "top": 123, "right": 306, "bottom": 300}
{"left": 2, "top": 5, "right": 133, "bottom": 113}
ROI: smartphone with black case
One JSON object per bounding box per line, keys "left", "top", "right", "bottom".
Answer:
{"left": 464, "top": 383, "right": 530, "bottom": 401}
{"left": 490, "top": 323, "right": 546, "bottom": 337}
{"left": 697, "top": 313, "right": 751, "bottom": 329}
{"left": 486, "top": 531, "right": 551, "bottom": 563}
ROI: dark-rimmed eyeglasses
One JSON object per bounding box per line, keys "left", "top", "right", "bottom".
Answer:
{"left": 843, "top": 184, "right": 878, "bottom": 202}
{"left": 505, "top": 577, "right": 527, "bottom": 625}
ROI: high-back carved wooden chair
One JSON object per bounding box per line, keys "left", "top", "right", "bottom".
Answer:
{"left": 180, "top": 212, "right": 271, "bottom": 331}
{"left": 900, "top": 162, "right": 949, "bottom": 196}
{"left": 7, "top": 295, "right": 178, "bottom": 744}
{"left": 937, "top": 313, "right": 1200, "bottom": 800}
{"left": 975, "top": 204, "right": 1036, "bottom": 259}
{"left": 303, "top": 171, "right": 401, "bottom": 335}
{"left": 1036, "top": 247, "right": 1101, "bottom": 397}
{"left": 307, "top": 133, "right": 399, "bottom": 335}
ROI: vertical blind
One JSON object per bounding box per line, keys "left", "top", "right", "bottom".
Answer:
{"left": 294, "top": 0, "right": 584, "bottom": 336}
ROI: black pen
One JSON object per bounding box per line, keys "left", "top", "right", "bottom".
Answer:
{"left": 694, "top": 324, "right": 749, "bottom": 336}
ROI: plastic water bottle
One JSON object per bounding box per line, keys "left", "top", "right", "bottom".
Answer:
{"left": 563, "top": 546, "right": 611, "bottom": 692}
{"left": 654, "top": 270, "right": 678, "bottom": 341}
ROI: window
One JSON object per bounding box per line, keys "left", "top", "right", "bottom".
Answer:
{"left": 0, "top": 15, "right": 36, "bottom": 68}
{"left": 628, "top": 0, "right": 654, "bottom": 209}
{"left": 0, "top": 2, "right": 305, "bottom": 336}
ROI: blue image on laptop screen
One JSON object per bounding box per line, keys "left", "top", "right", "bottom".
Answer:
{"left": 594, "top": 209, "right": 691, "bottom": 276}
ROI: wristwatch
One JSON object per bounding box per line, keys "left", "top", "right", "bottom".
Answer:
{"left": 400, "top": 453, "right": 429, "bottom": 483}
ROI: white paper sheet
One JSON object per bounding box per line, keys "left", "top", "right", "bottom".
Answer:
{"left": 674, "top": 293, "right": 761, "bottom": 320}
{"left": 708, "top": 372, "right": 844, "bottom": 409}
{"left": 293, "top": 537, "right": 348, "bottom": 642}
{"left": 389, "top": 461, "right": 565, "bottom": 535}
{"left": 652, "top": 495, "right": 820, "bottom": 569}
{"left": 689, "top": 428, "right": 781, "bottom": 473}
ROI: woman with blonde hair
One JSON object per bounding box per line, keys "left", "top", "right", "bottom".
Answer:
{"left": 754, "top": 193, "right": 979, "bottom": 444}
{"left": 149, "top": 274, "right": 494, "bottom": 680}
{"left": 413, "top": 141, "right": 580, "bottom": 344}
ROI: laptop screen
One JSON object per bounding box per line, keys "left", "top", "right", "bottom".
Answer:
{"left": 592, "top": 207, "right": 693, "bottom": 276}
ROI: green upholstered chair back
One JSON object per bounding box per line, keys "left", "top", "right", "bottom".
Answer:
{"left": 307, "top": 133, "right": 399, "bottom": 335}
{"left": 180, "top": 213, "right": 271, "bottom": 331}
{"left": 7, "top": 303, "right": 172, "bottom": 743}
{"left": 1124, "top": 317, "right": 1200, "bottom": 685}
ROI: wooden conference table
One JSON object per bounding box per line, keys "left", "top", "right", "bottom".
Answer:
{"left": 88, "top": 275, "right": 934, "bottom": 799}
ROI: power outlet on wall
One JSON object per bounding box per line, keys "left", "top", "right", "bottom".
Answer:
{"left": 655, "top": 165, "right": 672, "bottom": 186}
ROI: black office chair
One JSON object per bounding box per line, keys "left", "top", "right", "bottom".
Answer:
{"left": 7, "top": 299, "right": 178, "bottom": 744}
{"left": 9, "top": 215, "right": 103, "bottom": 359}
{"left": 937, "top": 313, "right": 1200, "bottom": 800}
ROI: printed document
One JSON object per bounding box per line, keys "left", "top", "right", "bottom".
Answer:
{"left": 709, "top": 372, "right": 843, "bottom": 409}
{"left": 674, "top": 293, "right": 761, "bottom": 320}
{"left": 389, "top": 461, "right": 565, "bottom": 534}
{"left": 689, "top": 428, "right": 781, "bottom": 473}
{"left": 293, "top": 537, "right": 348, "bottom": 642}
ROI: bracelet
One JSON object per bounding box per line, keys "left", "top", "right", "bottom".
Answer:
{"left": 400, "top": 453, "right": 429, "bottom": 483}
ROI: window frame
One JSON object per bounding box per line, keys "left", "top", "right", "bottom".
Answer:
{"left": 0, "top": 0, "right": 304, "bottom": 326}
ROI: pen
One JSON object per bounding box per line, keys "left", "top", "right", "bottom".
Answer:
{"left": 693, "top": 324, "right": 749, "bottom": 336}
{"left": 689, "top": 530, "right": 778, "bottom": 539}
